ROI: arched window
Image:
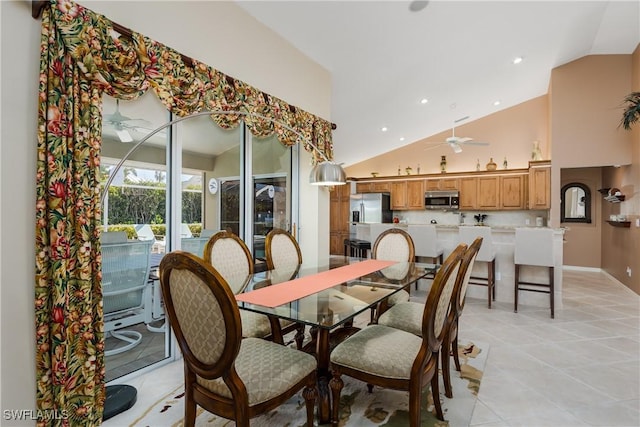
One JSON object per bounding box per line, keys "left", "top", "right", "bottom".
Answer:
{"left": 561, "top": 182, "right": 591, "bottom": 223}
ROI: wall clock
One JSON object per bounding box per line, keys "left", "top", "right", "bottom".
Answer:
{"left": 208, "top": 178, "right": 218, "bottom": 195}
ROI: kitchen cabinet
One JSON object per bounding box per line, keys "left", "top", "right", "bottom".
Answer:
{"left": 329, "top": 184, "right": 351, "bottom": 255}
{"left": 391, "top": 181, "right": 407, "bottom": 210}
{"left": 406, "top": 180, "right": 425, "bottom": 209}
{"left": 477, "top": 176, "right": 500, "bottom": 209}
{"left": 528, "top": 161, "right": 551, "bottom": 209}
{"left": 389, "top": 180, "right": 424, "bottom": 210}
{"left": 459, "top": 177, "right": 477, "bottom": 210}
{"left": 425, "top": 178, "right": 459, "bottom": 191}
{"left": 356, "top": 181, "right": 390, "bottom": 193}
{"left": 500, "top": 175, "right": 526, "bottom": 209}
{"left": 459, "top": 174, "right": 525, "bottom": 210}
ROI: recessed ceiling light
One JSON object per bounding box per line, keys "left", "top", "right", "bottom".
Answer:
{"left": 420, "top": 98, "right": 428, "bottom": 104}
{"left": 493, "top": 100, "right": 501, "bottom": 106}
{"left": 381, "top": 127, "right": 388, "bottom": 132}
{"left": 513, "top": 56, "right": 523, "bottom": 64}
{"left": 409, "top": 1, "right": 430, "bottom": 12}
{"left": 400, "top": 137, "right": 405, "bottom": 142}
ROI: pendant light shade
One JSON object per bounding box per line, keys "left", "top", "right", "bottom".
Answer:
{"left": 309, "top": 161, "right": 347, "bottom": 186}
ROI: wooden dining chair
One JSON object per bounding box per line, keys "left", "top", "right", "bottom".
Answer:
{"left": 371, "top": 228, "right": 416, "bottom": 322}
{"left": 328, "top": 243, "right": 466, "bottom": 425}
{"left": 159, "top": 251, "right": 317, "bottom": 427}
{"left": 265, "top": 228, "right": 303, "bottom": 270}
{"left": 264, "top": 228, "right": 306, "bottom": 348}
{"left": 376, "top": 239, "right": 481, "bottom": 398}
{"left": 204, "top": 231, "right": 276, "bottom": 341}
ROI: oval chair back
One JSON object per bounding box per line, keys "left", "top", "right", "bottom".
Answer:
{"left": 372, "top": 228, "right": 415, "bottom": 262}
{"left": 265, "top": 228, "right": 302, "bottom": 270}
{"left": 204, "top": 230, "right": 253, "bottom": 294}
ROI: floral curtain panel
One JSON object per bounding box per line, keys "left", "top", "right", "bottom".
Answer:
{"left": 35, "top": 0, "right": 334, "bottom": 424}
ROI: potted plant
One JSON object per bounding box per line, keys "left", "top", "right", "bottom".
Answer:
{"left": 620, "top": 91, "right": 640, "bottom": 130}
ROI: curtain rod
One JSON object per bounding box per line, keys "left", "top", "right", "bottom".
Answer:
{"left": 31, "top": 0, "right": 337, "bottom": 130}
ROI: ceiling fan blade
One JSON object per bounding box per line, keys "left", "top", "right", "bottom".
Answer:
{"left": 423, "top": 142, "right": 447, "bottom": 151}
{"left": 450, "top": 142, "right": 463, "bottom": 153}
{"left": 456, "top": 137, "right": 473, "bottom": 143}
{"left": 115, "top": 128, "right": 133, "bottom": 143}
{"left": 461, "top": 141, "right": 490, "bottom": 146}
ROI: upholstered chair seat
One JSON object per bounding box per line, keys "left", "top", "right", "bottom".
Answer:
{"left": 330, "top": 325, "right": 424, "bottom": 379}
{"left": 196, "top": 337, "right": 317, "bottom": 404}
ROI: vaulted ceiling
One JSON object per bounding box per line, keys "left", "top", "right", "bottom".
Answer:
{"left": 237, "top": 1, "right": 640, "bottom": 167}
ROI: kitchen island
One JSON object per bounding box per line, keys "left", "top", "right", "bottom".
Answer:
{"left": 353, "top": 223, "right": 565, "bottom": 310}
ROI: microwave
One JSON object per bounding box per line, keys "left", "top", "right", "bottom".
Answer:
{"left": 425, "top": 190, "right": 459, "bottom": 210}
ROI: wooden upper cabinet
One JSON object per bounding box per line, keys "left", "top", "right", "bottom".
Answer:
{"left": 391, "top": 181, "right": 408, "bottom": 210}
{"left": 529, "top": 161, "right": 551, "bottom": 209}
{"left": 425, "top": 178, "right": 459, "bottom": 191}
{"left": 356, "top": 181, "right": 390, "bottom": 193}
{"left": 477, "top": 176, "right": 500, "bottom": 210}
{"left": 459, "top": 177, "right": 477, "bottom": 210}
{"left": 355, "top": 182, "right": 372, "bottom": 193}
{"left": 425, "top": 179, "right": 440, "bottom": 191}
{"left": 406, "top": 180, "right": 425, "bottom": 209}
{"left": 500, "top": 175, "right": 525, "bottom": 209}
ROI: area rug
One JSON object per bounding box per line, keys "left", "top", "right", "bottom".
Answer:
{"left": 128, "top": 341, "right": 487, "bottom": 427}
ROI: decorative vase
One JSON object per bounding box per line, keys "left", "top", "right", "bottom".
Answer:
{"left": 531, "top": 141, "right": 543, "bottom": 161}
{"left": 440, "top": 155, "right": 447, "bottom": 173}
{"left": 503, "top": 157, "right": 508, "bottom": 169}
{"left": 476, "top": 158, "right": 481, "bottom": 171}
{"left": 405, "top": 166, "right": 412, "bottom": 175}
{"left": 486, "top": 158, "right": 497, "bottom": 171}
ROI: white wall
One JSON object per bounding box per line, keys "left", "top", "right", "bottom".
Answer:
{"left": 0, "top": 1, "right": 331, "bottom": 418}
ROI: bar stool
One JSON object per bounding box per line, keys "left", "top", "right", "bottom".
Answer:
{"left": 514, "top": 227, "right": 555, "bottom": 318}
{"left": 458, "top": 225, "right": 496, "bottom": 308}
{"left": 408, "top": 224, "right": 444, "bottom": 289}
{"left": 343, "top": 238, "right": 371, "bottom": 258}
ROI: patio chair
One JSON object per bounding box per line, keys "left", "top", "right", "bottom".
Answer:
{"left": 159, "top": 251, "right": 317, "bottom": 426}
{"left": 134, "top": 224, "right": 166, "bottom": 254}
{"left": 101, "top": 239, "right": 153, "bottom": 356}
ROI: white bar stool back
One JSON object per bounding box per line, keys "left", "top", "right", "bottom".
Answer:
{"left": 458, "top": 226, "right": 496, "bottom": 308}
{"left": 514, "top": 227, "right": 555, "bottom": 318}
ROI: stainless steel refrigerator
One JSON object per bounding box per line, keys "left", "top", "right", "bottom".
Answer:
{"left": 349, "top": 193, "right": 392, "bottom": 237}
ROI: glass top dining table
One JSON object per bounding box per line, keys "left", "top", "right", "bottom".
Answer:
{"left": 235, "top": 257, "right": 436, "bottom": 331}
{"left": 231, "top": 256, "right": 437, "bottom": 423}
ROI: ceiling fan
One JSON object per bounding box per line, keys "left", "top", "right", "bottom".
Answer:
{"left": 103, "top": 100, "right": 153, "bottom": 143}
{"left": 424, "top": 116, "right": 490, "bottom": 153}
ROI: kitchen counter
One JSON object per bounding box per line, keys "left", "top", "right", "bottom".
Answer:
{"left": 352, "top": 223, "right": 564, "bottom": 310}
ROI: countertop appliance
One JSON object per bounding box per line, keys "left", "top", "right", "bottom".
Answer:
{"left": 425, "top": 190, "right": 460, "bottom": 210}
{"left": 350, "top": 192, "right": 392, "bottom": 237}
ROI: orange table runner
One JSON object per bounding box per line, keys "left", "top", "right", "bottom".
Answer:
{"left": 236, "top": 259, "right": 397, "bottom": 308}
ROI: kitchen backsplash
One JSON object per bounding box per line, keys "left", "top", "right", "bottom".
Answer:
{"left": 395, "top": 209, "right": 550, "bottom": 227}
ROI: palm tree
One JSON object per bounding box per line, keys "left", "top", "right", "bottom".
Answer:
{"left": 621, "top": 92, "right": 640, "bottom": 130}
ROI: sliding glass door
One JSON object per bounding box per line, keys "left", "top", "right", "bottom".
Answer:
{"left": 101, "top": 98, "right": 299, "bottom": 382}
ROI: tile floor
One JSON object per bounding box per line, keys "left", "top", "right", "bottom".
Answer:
{"left": 465, "top": 269, "right": 639, "bottom": 427}
{"left": 106, "top": 269, "right": 639, "bottom": 426}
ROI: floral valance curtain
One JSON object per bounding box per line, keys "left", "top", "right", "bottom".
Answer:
{"left": 35, "top": 1, "right": 333, "bottom": 425}
{"left": 49, "top": 0, "right": 334, "bottom": 161}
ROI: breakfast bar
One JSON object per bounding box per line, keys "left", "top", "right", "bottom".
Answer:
{"left": 353, "top": 223, "right": 565, "bottom": 310}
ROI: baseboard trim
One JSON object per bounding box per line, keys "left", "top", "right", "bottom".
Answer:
{"left": 562, "top": 265, "right": 601, "bottom": 272}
